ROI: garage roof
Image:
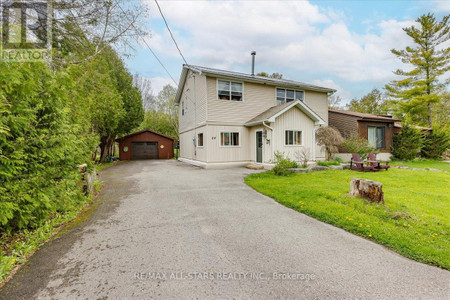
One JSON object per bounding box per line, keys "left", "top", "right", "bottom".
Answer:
{"left": 116, "top": 130, "right": 178, "bottom": 142}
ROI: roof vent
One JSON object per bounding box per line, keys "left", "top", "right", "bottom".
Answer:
{"left": 251, "top": 51, "right": 256, "bottom": 76}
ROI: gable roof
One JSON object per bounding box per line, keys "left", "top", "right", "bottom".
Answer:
{"left": 116, "top": 130, "right": 178, "bottom": 142}
{"left": 175, "top": 64, "right": 337, "bottom": 104}
{"left": 329, "top": 110, "right": 401, "bottom": 122}
{"left": 245, "top": 100, "right": 326, "bottom": 126}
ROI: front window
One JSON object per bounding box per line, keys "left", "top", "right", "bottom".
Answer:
{"left": 220, "top": 132, "right": 240, "bottom": 147}
{"left": 277, "top": 88, "right": 304, "bottom": 105}
{"left": 285, "top": 130, "right": 303, "bottom": 146}
{"left": 368, "top": 126, "right": 386, "bottom": 149}
{"left": 218, "top": 80, "right": 243, "bottom": 101}
{"left": 197, "top": 133, "right": 204, "bottom": 147}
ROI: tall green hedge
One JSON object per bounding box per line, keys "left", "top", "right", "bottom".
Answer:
{"left": 0, "top": 62, "right": 95, "bottom": 232}
{"left": 0, "top": 48, "right": 143, "bottom": 233}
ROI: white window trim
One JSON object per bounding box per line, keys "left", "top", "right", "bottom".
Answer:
{"left": 197, "top": 132, "right": 205, "bottom": 148}
{"left": 275, "top": 87, "right": 305, "bottom": 105}
{"left": 217, "top": 78, "right": 245, "bottom": 102}
{"left": 284, "top": 130, "right": 304, "bottom": 147}
{"left": 219, "top": 131, "right": 241, "bottom": 148}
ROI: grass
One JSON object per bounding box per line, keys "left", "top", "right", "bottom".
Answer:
{"left": 245, "top": 169, "right": 450, "bottom": 269}
{"left": 96, "top": 161, "right": 119, "bottom": 172}
{"left": 390, "top": 159, "right": 450, "bottom": 171}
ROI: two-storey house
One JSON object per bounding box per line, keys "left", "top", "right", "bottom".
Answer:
{"left": 175, "top": 64, "right": 336, "bottom": 168}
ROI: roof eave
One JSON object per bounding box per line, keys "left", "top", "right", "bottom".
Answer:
{"left": 199, "top": 70, "right": 336, "bottom": 93}
{"left": 175, "top": 66, "right": 189, "bottom": 104}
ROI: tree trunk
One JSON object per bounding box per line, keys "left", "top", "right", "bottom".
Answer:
{"left": 99, "top": 135, "right": 113, "bottom": 163}
{"left": 427, "top": 103, "right": 433, "bottom": 128}
{"left": 350, "top": 178, "right": 384, "bottom": 204}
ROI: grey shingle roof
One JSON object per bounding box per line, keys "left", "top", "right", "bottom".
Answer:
{"left": 186, "top": 65, "right": 337, "bottom": 93}
{"left": 245, "top": 100, "right": 325, "bottom": 126}
{"left": 245, "top": 102, "right": 293, "bottom": 125}
{"left": 329, "top": 110, "right": 401, "bottom": 122}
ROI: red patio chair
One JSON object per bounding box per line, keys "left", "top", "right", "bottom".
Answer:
{"left": 350, "top": 153, "right": 376, "bottom": 172}
{"left": 368, "top": 153, "right": 390, "bottom": 171}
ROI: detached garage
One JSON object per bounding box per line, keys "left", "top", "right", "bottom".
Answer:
{"left": 116, "top": 130, "right": 177, "bottom": 160}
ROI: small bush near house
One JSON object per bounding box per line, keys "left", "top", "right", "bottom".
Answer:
{"left": 421, "top": 128, "right": 449, "bottom": 159}
{"left": 273, "top": 151, "right": 298, "bottom": 176}
{"left": 341, "top": 134, "right": 373, "bottom": 160}
{"left": 391, "top": 125, "right": 423, "bottom": 160}
{"left": 315, "top": 127, "right": 344, "bottom": 161}
{"left": 294, "top": 148, "right": 311, "bottom": 168}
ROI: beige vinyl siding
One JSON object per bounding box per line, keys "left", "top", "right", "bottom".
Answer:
{"left": 206, "top": 125, "right": 251, "bottom": 163}
{"left": 179, "top": 71, "right": 207, "bottom": 133}
{"left": 304, "top": 91, "right": 328, "bottom": 124}
{"left": 206, "top": 76, "right": 276, "bottom": 124}
{"left": 273, "top": 107, "right": 316, "bottom": 162}
{"left": 180, "top": 127, "right": 208, "bottom": 162}
{"left": 179, "top": 130, "right": 195, "bottom": 160}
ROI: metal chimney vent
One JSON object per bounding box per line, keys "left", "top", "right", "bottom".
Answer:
{"left": 251, "top": 51, "right": 256, "bottom": 76}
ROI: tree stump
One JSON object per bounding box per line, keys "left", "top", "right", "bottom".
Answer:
{"left": 350, "top": 178, "right": 384, "bottom": 204}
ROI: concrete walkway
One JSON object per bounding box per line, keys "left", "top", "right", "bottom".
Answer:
{"left": 0, "top": 160, "right": 448, "bottom": 299}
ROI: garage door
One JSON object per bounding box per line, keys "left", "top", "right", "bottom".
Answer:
{"left": 132, "top": 142, "right": 159, "bottom": 160}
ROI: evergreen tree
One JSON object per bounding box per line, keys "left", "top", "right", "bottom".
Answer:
{"left": 421, "top": 128, "right": 449, "bottom": 159}
{"left": 391, "top": 125, "right": 423, "bottom": 160}
{"left": 385, "top": 13, "right": 449, "bottom": 127}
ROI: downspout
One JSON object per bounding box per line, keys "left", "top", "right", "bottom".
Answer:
{"left": 262, "top": 121, "right": 273, "bottom": 163}
{"left": 193, "top": 74, "right": 197, "bottom": 160}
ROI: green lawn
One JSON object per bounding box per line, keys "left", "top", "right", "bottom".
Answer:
{"left": 391, "top": 159, "right": 450, "bottom": 171}
{"left": 245, "top": 169, "right": 450, "bottom": 269}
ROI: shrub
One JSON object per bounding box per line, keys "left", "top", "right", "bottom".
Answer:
{"left": 421, "top": 128, "right": 449, "bottom": 159}
{"left": 317, "top": 160, "right": 340, "bottom": 167}
{"left": 391, "top": 125, "right": 422, "bottom": 160}
{"left": 315, "top": 127, "right": 344, "bottom": 161}
{"left": 273, "top": 151, "right": 297, "bottom": 176}
{"left": 294, "top": 148, "right": 311, "bottom": 168}
{"left": 341, "top": 134, "right": 373, "bottom": 160}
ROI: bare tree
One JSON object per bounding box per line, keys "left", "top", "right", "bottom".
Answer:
{"left": 295, "top": 148, "right": 311, "bottom": 168}
{"left": 328, "top": 95, "right": 343, "bottom": 110}
{"left": 134, "top": 75, "right": 157, "bottom": 111}
{"left": 316, "top": 127, "right": 344, "bottom": 161}
{"left": 51, "top": 0, "right": 149, "bottom": 64}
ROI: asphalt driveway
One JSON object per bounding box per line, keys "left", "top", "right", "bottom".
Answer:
{"left": 1, "top": 160, "right": 449, "bottom": 299}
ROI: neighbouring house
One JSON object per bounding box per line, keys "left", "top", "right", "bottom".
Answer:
{"left": 328, "top": 110, "right": 401, "bottom": 160}
{"left": 393, "top": 123, "right": 432, "bottom": 135}
{"left": 116, "top": 130, "right": 177, "bottom": 161}
{"left": 175, "top": 63, "right": 336, "bottom": 168}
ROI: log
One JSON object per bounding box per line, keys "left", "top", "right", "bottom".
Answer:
{"left": 350, "top": 178, "right": 384, "bottom": 204}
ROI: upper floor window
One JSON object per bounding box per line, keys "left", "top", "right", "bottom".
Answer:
{"left": 181, "top": 101, "right": 185, "bottom": 116}
{"left": 218, "top": 80, "right": 243, "bottom": 101}
{"left": 276, "top": 88, "right": 304, "bottom": 105}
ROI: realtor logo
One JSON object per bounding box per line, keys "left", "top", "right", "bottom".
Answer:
{"left": 1, "top": 0, "right": 52, "bottom": 62}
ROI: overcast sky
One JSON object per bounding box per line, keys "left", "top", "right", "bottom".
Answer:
{"left": 124, "top": 0, "right": 450, "bottom": 104}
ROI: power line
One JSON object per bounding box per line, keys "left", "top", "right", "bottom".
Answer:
{"left": 154, "top": 0, "right": 189, "bottom": 66}
{"left": 117, "top": 3, "right": 179, "bottom": 86}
